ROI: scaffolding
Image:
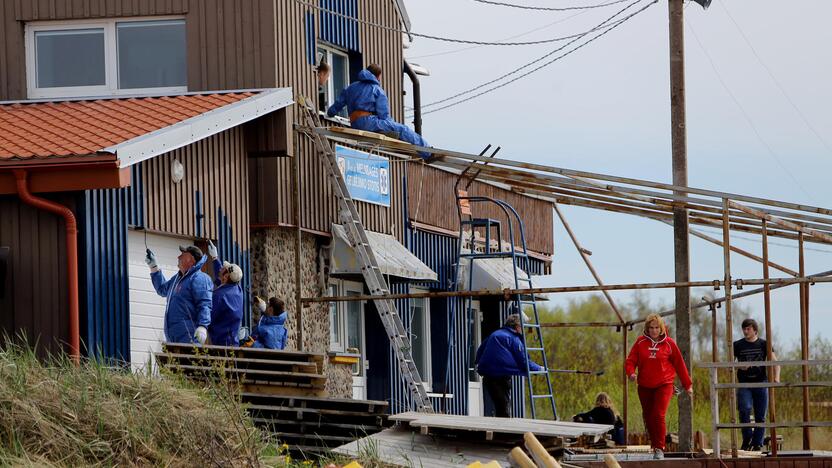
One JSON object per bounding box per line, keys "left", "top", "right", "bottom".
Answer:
{"left": 297, "top": 124, "right": 832, "bottom": 456}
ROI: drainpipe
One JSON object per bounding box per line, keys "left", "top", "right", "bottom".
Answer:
{"left": 403, "top": 60, "right": 422, "bottom": 135}
{"left": 13, "top": 170, "right": 80, "bottom": 364}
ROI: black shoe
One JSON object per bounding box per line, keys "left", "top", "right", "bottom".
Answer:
{"left": 750, "top": 445, "right": 763, "bottom": 451}
{"left": 740, "top": 443, "right": 750, "bottom": 451}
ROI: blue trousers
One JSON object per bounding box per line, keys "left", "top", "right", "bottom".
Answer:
{"left": 737, "top": 386, "right": 768, "bottom": 447}
{"left": 352, "top": 116, "right": 431, "bottom": 158}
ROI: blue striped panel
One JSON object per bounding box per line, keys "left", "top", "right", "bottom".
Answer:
{"left": 216, "top": 208, "right": 251, "bottom": 326}
{"left": 319, "top": 0, "right": 360, "bottom": 52}
{"left": 305, "top": 12, "right": 316, "bottom": 65}
{"left": 125, "top": 164, "right": 144, "bottom": 228}
{"left": 82, "top": 188, "right": 130, "bottom": 364}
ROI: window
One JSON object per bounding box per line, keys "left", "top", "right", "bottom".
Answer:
{"left": 328, "top": 284, "right": 344, "bottom": 352}
{"left": 410, "top": 289, "right": 432, "bottom": 390}
{"left": 26, "top": 18, "right": 186, "bottom": 98}
{"left": 345, "top": 290, "right": 364, "bottom": 376}
{"left": 317, "top": 45, "right": 349, "bottom": 117}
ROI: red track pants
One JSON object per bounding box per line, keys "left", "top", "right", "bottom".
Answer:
{"left": 637, "top": 384, "right": 674, "bottom": 450}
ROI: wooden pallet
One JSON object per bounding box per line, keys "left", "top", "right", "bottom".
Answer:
{"left": 161, "top": 343, "right": 325, "bottom": 372}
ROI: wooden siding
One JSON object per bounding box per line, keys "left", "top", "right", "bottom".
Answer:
{"left": 142, "top": 126, "right": 249, "bottom": 250}
{"left": 407, "top": 164, "right": 554, "bottom": 256}
{"left": 0, "top": 193, "right": 75, "bottom": 356}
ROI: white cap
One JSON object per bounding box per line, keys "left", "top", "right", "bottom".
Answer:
{"left": 222, "top": 261, "right": 243, "bottom": 283}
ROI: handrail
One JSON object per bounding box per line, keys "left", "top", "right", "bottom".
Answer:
{"left": 697, "top": 359, "right": 832, "bottom": 368}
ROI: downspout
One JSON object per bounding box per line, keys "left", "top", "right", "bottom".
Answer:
{"left": 403, "top": 60, "right": 422, "bottom": 135}
{"left": 13, "top": 170, "right": 80, "bottom": 364}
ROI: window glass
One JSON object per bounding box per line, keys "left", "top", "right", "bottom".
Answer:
{"left": 330, "top": 50, "right": 349, "bottom": 118}
{"left": 346, "top": 291, "right": 363, "bottom": 375}
{"left": 117, "top": 20, "right": 186, "bottom": 89}
{"left": 411, "top": 296, "right": 430, "bottom": 384}
{"left": 35, "top": 29, "right": 105, "bottom": 88}
{"left": 328, "top": 285, "right": 342, "bottom": 350}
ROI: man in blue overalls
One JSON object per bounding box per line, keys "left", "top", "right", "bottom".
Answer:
{"left": 327, "top": 64, "right": 430, "bottom": 158}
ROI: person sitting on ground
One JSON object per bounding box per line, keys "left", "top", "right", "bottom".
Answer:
{"left": 475, "top": 313, "right": 543, "bottom": 418}
{"left": 574, "top": 392, "right": 626, "bottom": 445}
{"left": 205, "top": 240, "right": 243, "bottom": 346}
{"left": 327, "top": 63, "right": 431, "bottom": 159}
{"left": 145, "top": 245, "right": 212, "bottom": 345}
{"left": 573, "top": 392, "right": 617, "bottom": 425}
{"left": 250, "top": 296, "right": 288, "bottom": 350}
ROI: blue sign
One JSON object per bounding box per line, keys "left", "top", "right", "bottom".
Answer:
{"left": 335, "top": 145, "right": 390, "bottom": 207}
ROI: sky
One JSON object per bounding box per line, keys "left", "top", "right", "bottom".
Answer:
{"left": 401, "top": 0, "right": 832, "bottom": 348}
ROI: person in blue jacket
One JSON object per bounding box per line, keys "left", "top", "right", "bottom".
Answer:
{"left": 145, "top": 245, "right": 213, "bottom": 344}
{"left": 475, "top": 313, "right": 543, "bottom": 417}
{"left": 327, "top": 64, "right": 431, "bottom": 158}
{"left": 205, "top": 240, "right": 243, "bottom": 346}
{"left": 250, "top": 297, "right": 288, "bottom": 350}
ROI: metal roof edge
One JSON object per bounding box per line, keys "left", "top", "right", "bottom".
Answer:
{"left": 105, "top": 87, "right": 294, "bottom": 168}
{"left": 0, "top": 88, "right": 277, "bottom": 106}
{"left": 393, "top": 0, "right": 412, "bottom": 32}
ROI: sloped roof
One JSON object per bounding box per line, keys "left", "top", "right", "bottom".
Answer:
{"left": 0, "top": 88, "right": 293, "bottom": 167}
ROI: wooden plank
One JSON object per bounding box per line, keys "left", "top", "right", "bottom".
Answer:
{"left": 154, "top": 352, "right": 319, "bottom": 373}
{"left": 246, "top": 403, "right": 387, "bottom": 419}
{"left": 250, "top": 417, "right": 385, "bottom": 434}
{"left": 241, "top": 383, "right": 325, "bottom": 397}
{"left": 162, "top": 342, "right": 325, "bottom": 362}
{"left": 391, "top": 413, "right": 610, "bottom": 439}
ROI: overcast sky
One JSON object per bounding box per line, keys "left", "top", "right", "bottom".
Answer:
{"left": 402, "top": 0, "right": 832, "bottom": 348}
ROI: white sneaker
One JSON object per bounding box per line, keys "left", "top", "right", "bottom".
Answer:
{"left": 653, "top": 449, "right": 664, "bottom": 460}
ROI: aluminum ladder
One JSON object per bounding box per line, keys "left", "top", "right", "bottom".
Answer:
{"left": 297, "top": 97, "right": 433, "bottom": 412}
{"left": 452, "top": 190, "right": 558, "bottom": 420}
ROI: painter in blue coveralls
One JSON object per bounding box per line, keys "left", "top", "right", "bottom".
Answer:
{"left": 327, "top": 64, "right": 431, "bottom": 158}
{"left": 205, "top": 240, "right": 243, "bottom": 346}
{"left": 145, "top": 244, "right": 212, "bottom": 344}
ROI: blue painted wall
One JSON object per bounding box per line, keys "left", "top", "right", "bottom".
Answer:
{"left": 319, "top": 0, "right": 360, "bottom": 52}
{"left": 79, "top": 188, "right": 130, "bottom": 363}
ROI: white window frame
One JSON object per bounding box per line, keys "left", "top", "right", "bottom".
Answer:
{"left": 25, "top": 16, "right": 187, "bottom": 99}
{"left": 410, "top": 287, "right": 432, "bottom": 391}
{"left": 317, "top": 43, "right": 350, "bottom": 110}
{"left": 328, "top": 282, "right": 345, "bottom": 353}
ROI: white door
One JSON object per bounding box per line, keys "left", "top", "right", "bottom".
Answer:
{"left": 467, "top": 300, "right": 484, "bottom": 416}
{"left": 127, "top": 230, "right": 189, "bottom": 372}
{"left": 343, "top": 281, "right": 367, "bottom": 399}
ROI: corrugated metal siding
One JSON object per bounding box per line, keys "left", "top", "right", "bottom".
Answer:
{"left": 319, "top": 0, "right": 359, "bottom": 52}
{"left": 407, "top": 163, "right": 554, "bottom": 257}
{"left": 142, "top": 127, "right": 249, "bottom": 250}
{"left": 0, "top": 194, "right": 74, "bottom": 356}
{"left": 81, "top": 188, "right": 129, "bottom": 362}
{"left": 305, "top": 11, "right": 316, "bottom": 65}
{"left": 126, "top": 164, "right": 144, "bottom": 228}
{"left": 217, "top": 207, "right": 251, "bottom": 325}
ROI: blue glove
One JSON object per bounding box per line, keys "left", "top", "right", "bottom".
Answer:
{"left": 207, "top": 240, "right": 218, "bottom": 259}
{"left": 145, "top": 249, "right": 157, "bottom": 269}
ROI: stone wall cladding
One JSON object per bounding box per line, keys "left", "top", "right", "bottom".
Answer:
{"left": 250, "top": 228, "right": 352, "bottom": 398}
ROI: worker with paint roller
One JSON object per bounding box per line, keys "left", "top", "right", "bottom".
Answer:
{"left": 475, "top": 313, "right": 543, "bottom": 418}
{"left": 145, "top": 245, "right": 212, "bottom": 345}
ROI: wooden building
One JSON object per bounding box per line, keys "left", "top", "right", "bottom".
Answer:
{"left": 0, "top": 0, "right": 554, "bottom": 416}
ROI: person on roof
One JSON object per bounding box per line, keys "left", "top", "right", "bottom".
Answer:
{"left": 475, "top": 313, "right": 543, "bottom": 418}
{"left": 249, "top": 297, "right": 288, "bottom": 350}
{"left": 205, "top": 240, "right": 243, "bottom": 346}
{"left": 625, "top": 313, "right": 693, "bottom": 459}
{"left": 145, "top": 245, "right": 212, "bottom": 345}
{"left": 327, "top": 64, "right": 431, "bottom": 158}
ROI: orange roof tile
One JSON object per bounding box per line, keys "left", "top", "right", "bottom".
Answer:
{"left": 0, "top": 92, "right": 258, "bottom": 161}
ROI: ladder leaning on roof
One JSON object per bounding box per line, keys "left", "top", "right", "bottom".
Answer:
{"left": 452, "top": 189, "right": 558, "bottom": 420}
{"left": 297, "top": 96, "right": 434, "bottom": 413}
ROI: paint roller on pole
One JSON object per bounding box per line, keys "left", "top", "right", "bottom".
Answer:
{"left": 548, "top": 369, "right": 605, "bottom": 376}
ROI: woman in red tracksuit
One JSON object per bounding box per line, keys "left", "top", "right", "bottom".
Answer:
{"left": 625, "top": 313, "right": 693, "bottom": 457}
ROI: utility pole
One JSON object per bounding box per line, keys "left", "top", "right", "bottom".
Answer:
{"left": 669, "top": 0, "right": 693, "bottom": 452}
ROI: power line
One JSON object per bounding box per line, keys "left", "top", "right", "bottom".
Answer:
{"left": 473, "top": 0, "right": 630, "bottom": 12}
{"left": 721, "top": 0, "right": 832, "bottom": 156}
{"left": 696, "top": 226, "right": 832, "bottom": 255}
{"left": 409, "top": 0, "right": 646, "bottom": 114}
{"left": 406, "top": 10, "right": 589, "bottom": 60}
{"left": 292, "top": 0, "right": 629, "bottom": 46}
{"left": 685, "top": 17, "right": 817, "bottom": 203}
{"left": 418, "top": 0, "right": 656, "bottom": 115}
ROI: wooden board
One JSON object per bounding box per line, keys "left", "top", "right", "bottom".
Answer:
{"left": 161, "top": 342, "right": 325, "bottom": 363}
{"left": 335, "top": 426, "right": 514, "bottom": 468}
{"left": 154, "top": 352, "right": 319, "bottom": 374}
{"left": 240, "top": 392, "right": 387, "bottom": 414}
{"left": 390, "top": 412, "right": 612, "bottom": 439}
{"left": 241, "top": 383, "right": 326, "bottom": 397}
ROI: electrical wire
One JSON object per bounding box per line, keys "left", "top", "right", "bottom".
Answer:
{"left": 406, "top": 10, "right": 589, "bottom": 60}
{"left": 696, "top": 226, "right": 832, "bottom": 254}
{"left": 721, "top": 0, "right": 832, "bottom": 156}
{"left": 472, "top": 0, "right": 630, "bottom": 12}
{"left": 292, "top": 0, "right": 631, "bottom": 46}
{"left": 685, "top": 17, "right": 817, "bottom": 203}
{"left": 419, "top": 0, "right": 656, "bottom": 115}
{"left": 409, "top": 0, "right": 647, "bottom": 114}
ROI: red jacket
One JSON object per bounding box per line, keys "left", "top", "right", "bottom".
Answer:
{"left": 625, "top": 334, "right": 693, "bottom": 390}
